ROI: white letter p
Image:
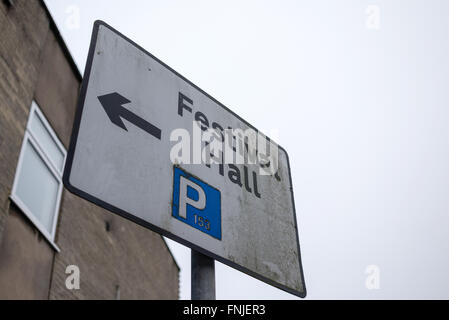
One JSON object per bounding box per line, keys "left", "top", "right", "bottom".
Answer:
{"left": 179, "top": 176, "right": 205, "bottom": 219}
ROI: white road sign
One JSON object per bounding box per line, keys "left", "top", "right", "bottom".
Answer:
{"left": 63, "top": 21, "right": 306, "bottom": 297}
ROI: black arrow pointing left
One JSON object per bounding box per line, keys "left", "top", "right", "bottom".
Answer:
{"left": 98, "top": 92, "right": 161, "bottom": 140}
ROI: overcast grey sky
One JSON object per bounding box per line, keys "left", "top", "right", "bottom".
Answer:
{"left": 44, "top": 0, "right": 449, "bottom": 299}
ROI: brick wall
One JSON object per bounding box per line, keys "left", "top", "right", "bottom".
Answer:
{"left": 0, "top": 0, "right": 179, "bottom": 299}
{"left": 0, "top": 0, "right": 49, "bottom": 249}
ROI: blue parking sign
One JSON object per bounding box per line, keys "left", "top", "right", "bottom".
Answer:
{"left": 172, "top": 166, "right": 222, "bottom": 240}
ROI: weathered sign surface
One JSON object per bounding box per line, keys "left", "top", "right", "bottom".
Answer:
{"left": 63, "top": 21, "right": 306, "bottom": 297}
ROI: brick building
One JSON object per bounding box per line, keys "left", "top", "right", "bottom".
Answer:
{"left": 0, "top": 0, "right": 179, "bottom": 299}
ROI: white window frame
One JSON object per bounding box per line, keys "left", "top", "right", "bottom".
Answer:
{"left": 10, "top": 101, "right": 66, "bottom": 251}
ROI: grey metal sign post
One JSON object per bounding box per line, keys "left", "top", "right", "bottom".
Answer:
{"left": 63, "top": 20, "right": 306, "bottom": 298}
{"left": 191, "top": 250, "right": 215, "bottom": 300}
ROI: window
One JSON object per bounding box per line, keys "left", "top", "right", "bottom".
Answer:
{"left": 11, "top": 101, "right": 66, "bottom": 247}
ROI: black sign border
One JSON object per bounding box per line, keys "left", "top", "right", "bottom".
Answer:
{"left": 63, "top": 20, "right": 307, "bottom": 298}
